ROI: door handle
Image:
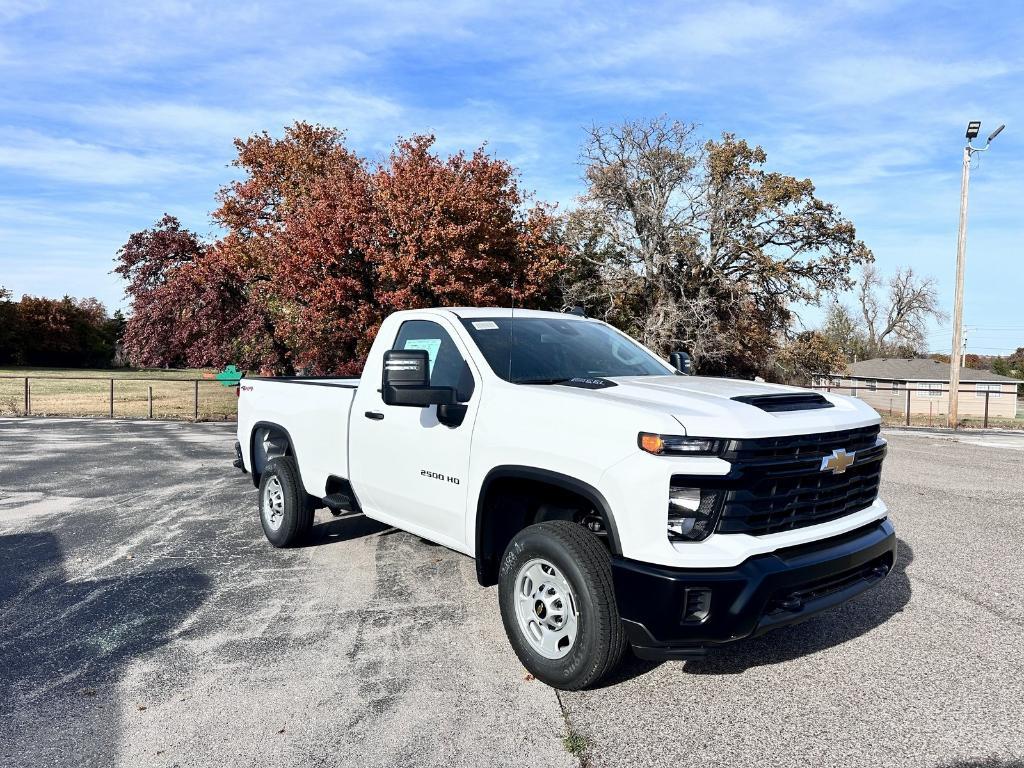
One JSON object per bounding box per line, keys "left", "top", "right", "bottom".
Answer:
{"left": 364, "top": 411, "right": 384, "bottom": 420}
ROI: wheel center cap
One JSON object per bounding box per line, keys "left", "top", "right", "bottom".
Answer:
{"left": 534, "top": 600, "right": 546, "bottom": 618}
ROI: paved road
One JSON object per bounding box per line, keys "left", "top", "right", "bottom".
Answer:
{"left": 561, "top": 428, "right": 1024, "bottom": 768}
{"left": 0, "top": 419, "right": 572, "bottom": 768}
{"left": 1, "top": 419, "right": 1023, "bottom": 768}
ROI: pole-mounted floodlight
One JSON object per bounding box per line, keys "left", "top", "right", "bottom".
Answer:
{"left": 948, "top": 119, "right": 1006, "bottom": 427}
{"left": 987, "top": 124, "right": 1005, "bottom": 144}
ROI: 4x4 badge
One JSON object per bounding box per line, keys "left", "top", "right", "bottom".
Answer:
{"left": 821, "top": 448, "right": 856, "bottom": 474}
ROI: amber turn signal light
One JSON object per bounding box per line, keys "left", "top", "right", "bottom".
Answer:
{"left": 639, "top": 433, "right": 665, "bottom": 454}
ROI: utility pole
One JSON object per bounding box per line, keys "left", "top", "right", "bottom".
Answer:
{"left": 948, "top": 121, "right": 1004, "bottom": 428}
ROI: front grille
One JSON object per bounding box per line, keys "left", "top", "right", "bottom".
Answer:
{"left": 722, "top": 425, "right": 881, "bottom": 464}
{"left": 676, "top": 426, "right": 885, "bottom": 537}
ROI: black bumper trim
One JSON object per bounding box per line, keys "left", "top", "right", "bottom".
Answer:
{"left": 612, "top": 518, "right": 896, "bottom": 660}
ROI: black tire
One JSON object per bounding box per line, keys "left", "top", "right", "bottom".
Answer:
{"left": 498, "top": 520, "right": 626, "bottom": 690}
{"left": 258, "top": 456, "right": 314, "bottom": 547}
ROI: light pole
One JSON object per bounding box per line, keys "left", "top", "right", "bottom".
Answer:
{"left": 948, "top": 120, "right": 1004, "bottom": 428}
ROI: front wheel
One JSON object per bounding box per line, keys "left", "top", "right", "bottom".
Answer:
{"left": 498, "top": 520, "right": 626, "bottom": 690}
{"left": 258, "top": 456, "right": 314, "bottom": 547}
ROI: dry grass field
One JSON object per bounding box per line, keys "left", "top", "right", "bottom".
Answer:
{"left": 0, "top": 367, "right": 238, "bottom": 420}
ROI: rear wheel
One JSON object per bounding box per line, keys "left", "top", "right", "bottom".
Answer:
{"left": 258, "top": 456, "right": 314, "bottom": 547}
{"left": 498, "top": 520, "right": 626, "bottom": 690}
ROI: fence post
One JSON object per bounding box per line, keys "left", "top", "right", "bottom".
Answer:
{"left": 194, "top": 380, "right": 199, "bottom": 422}
{"left": 905, "top": 388, "right": 911, "bottom": 426}
{"left": 984, "top": 390, "right": 990, "bottom": 429}
{"left": 148, "top": 386, "right": 153, "bottom": 420}
{"left": 24, "top": 377, "right": 29, "bottom": 415}
{"left": 109, "top": 379, "right": 114, "bottom": 418}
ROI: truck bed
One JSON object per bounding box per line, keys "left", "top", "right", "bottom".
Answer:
{"left": 237, "top": 376, "right": 358, "bottom": 497}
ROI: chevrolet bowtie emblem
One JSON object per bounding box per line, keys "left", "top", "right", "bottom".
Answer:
{"left": 821, "top": 448, "right": 856, "bottom": 474}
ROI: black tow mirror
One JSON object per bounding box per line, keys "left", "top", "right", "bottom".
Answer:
{"left": 382, "top": 349, "right": 456, "bottom": 407}
{"left": 670, "top": 350, "right": 693, "bottom": 375}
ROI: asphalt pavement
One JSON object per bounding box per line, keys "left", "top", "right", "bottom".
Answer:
{"left": 1, "top": 418, "right": 1022, "bottom": 768}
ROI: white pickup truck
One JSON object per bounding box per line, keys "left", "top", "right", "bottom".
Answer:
{"left": 234, "top": 307, "right": 895, "bottom": 689}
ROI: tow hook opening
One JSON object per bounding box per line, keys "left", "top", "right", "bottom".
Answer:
{"left": 767, "top": 554, "right": 893, "bottom": 616}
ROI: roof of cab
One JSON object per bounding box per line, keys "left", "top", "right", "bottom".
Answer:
{"left": 443, "top": 307, "right": 590, "bottom": 320}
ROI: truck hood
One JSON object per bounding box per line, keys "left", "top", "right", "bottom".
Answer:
{"left": 555, "top": 375, "right": 879, "bottom": 439}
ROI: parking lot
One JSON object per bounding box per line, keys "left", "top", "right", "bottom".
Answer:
{"left": 1, "top": 419, "right": 1023, "bottom": 768}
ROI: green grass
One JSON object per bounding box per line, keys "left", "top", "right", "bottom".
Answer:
{"left": 563, "top": 729, "right": 589, "bottom": 757}
{"left": 0, "top": 366, "right": 238, "bottom": 420}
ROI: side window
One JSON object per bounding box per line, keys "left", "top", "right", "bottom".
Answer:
{"left": 393, "top": 320, "right": 475, "bottom": 402}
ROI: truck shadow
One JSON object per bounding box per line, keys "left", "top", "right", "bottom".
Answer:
{"left": 0, "top": 531, "right": 210, "bottom": 767}
{"left": 302, "top": 510, "right": 393, "bottom": 547}
{"left": 604, "top": 537, "right": 914, "bottom": 684}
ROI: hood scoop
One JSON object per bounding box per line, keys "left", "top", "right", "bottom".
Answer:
{"left": 732, "top": 392, "right": 833, "bottom": 413}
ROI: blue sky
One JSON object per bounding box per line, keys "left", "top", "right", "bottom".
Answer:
{"left": 1, "top": 0, "right": 1021, "bottom": 354}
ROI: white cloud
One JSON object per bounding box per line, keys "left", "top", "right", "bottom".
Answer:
{"left": 807, "top": 54, "right": 1013, "bottom": 105}
{"left": 0, "top": 129, "right": 205, "bottom": 185}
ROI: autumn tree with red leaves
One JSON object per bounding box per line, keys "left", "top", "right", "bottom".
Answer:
{"left": 116, "top": 214, "right": 263, "bottom": 369}
{"left": 117, "top": 123, "right": 564, "bottom": 375}
{"left": 366, "top": 135, "right": 560, "bottom": 313}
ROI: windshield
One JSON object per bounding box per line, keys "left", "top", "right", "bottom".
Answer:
{"left": 459, "top": 317, "right": 672, "bottom": 384}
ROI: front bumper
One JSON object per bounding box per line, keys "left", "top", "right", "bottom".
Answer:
{"left": 612, "top": 518, "right": 896, "bottom": 660}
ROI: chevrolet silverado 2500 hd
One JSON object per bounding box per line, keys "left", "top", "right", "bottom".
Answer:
{"left": 234, "top": 307, "right": 895, "bottom": 689}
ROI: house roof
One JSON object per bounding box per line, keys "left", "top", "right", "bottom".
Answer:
{"left": 840, "top": 358, "right": 1020, "bottom": 383}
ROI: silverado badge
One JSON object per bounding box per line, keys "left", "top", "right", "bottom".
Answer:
{"left": 820, "top": 448, "right": 856, "bottom": 475}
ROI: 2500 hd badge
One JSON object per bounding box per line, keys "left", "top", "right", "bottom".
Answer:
{"left": 421, "top": 469, "right": 460, "bottom": 484}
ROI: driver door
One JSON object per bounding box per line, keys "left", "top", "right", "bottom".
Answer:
{"left": 349, "top": 318, "right": 479, "bottom": 552}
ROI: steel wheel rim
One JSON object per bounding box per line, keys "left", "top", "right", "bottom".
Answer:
{"left": 513, "top": 558, "right": 579, "bottom": 660}
{"left": 262, "top": 475, "right": 285, "bottom": 531}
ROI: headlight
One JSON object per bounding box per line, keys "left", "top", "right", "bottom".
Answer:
{"left": 667, "top": 484, "right": 721, "bottom": 542}
{"left": 639, "top": 432, "right": 722, "bottom": 456}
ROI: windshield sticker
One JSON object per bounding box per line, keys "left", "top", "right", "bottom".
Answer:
{"left": 472, "top": 320, "right": 499, "bottom": 330}
{"left": 404, "top": 338, "right": 442, "bottom": 374}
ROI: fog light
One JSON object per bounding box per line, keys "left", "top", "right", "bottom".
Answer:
{"left": 667, "top": 485, "right": 721, "bottom": 542}
{"left": 668, "top": 486, "right": 700, "bottom": 537}
{"left": 669, "top": 486, "right": 701, "bottom": 512}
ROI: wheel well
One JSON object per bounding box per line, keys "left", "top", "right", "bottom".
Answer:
{"left": 249, "top": 423, "right": 294, "bottom": 487}
{"left": 474, "top": 471, "right": 617, "bottom": 587}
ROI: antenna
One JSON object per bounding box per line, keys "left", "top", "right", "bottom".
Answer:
{"left": 507, "top": 277, "right": 516, "bottom": 381}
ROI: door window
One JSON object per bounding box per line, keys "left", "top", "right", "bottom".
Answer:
{"left": 393, "top": 320, "right": 475, "bottom": 401}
